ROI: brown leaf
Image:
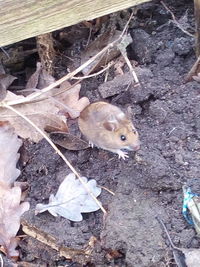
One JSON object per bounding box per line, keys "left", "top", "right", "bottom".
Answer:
{"left": 81, "top": 30, "right": 121, "bottom": 75}
{"left": 0, "top": 70, "right": 89, "bottom": 141}
{"left": 0, "top": 121, "right": 22, "bottom": 185}
{"left": 0, "top": 122, "right": 29, "bottom": 257}
{"left": 50, "top": 132, "right": 89, "bottom": 150}
{"left": 53, "top": 80, "right": 90, "bottom": 118}
{"left": 45, "top": 121, "right": 69, "bottom": 133}
{"left": 192, "top": 73, "right": 200, "bottom": 82}
{"left": 26, "top": 62, "right": 42, "bottom": 89}
{"left": 26, "top": 62, "right": 55, "bottom": 91}
{"left": 0, "top": 74, "right": 17, "bottom": 101}
{"left": 0, "top": 91, "right": 67, "bottom": 142}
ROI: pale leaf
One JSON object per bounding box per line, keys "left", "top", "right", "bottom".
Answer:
{"left": 0, "top": 184, "right": 29, "bottom": 257}
{"left": 0, "top": 74, "right": 17, "bottom": 101}
{"left": 0, "top": 78, "right": 89, "bottom": 141}
{"left": 0, "top": 122, "right": 30, "bottom": 257}
{"left": 0, "top": 91, "right": 66, "bottom": 142}
{"left": 0, "top": 121, "right": 22, "bottom": 185}
{"left": 54, "top": 81, "right": 90, "bottom": 119}
{"left": 35, "top": 173, "right": 101, "bottom": 222}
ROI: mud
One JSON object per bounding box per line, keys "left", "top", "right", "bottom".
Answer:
{"left": 14, "top": 0, "right": 200, "bottom": 266}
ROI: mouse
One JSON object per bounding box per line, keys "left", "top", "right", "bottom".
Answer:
{"left": 78, "top": 101, "right": 140, "bottom": 159}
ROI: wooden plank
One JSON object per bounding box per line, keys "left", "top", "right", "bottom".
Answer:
{"left": 194, "top": 0, "right": 200, "bottom": 56}
{"left": 0, "top": 0, "right": 150, "bottom": 47}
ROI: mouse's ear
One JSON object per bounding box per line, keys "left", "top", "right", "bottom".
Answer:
{"left": 103, "top": 116, "right": 119, "bottom": 131}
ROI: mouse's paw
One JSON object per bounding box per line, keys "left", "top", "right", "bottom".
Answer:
{"left": 117, "top": 150, "right": 129, "bottom": 160}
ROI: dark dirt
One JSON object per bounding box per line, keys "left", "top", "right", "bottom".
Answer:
{"left": 3, "top": 0, "right": 200, "bottom": 266}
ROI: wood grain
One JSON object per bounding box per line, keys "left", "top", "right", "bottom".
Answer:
{"left": 0, "top": 0, "right": 150, "bottom": 46}
{"left": 194, "top": 0, "right": 200, "bottom": 56}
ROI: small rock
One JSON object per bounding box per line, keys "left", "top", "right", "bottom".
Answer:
{"left": 130, "top": 29, "right": 154, "bottom": 64}
{"left": 155, "top": 49, "right": 175, "bottom": 67}
{"left": 172, "top": 37, "right": 193, "bottom": 56}
{"left": 98, "top": 73, "right": 132, "bottom": 98}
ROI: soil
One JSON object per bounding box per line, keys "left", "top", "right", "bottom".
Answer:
{"left": 2, "top": 0, "right": 200, "bottom": 266}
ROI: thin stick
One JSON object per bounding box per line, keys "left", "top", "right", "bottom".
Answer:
{"left": 185, "top": 55, "right": 200, "bottom": 81}
{"left": 161, "top": 1, "right": 194, "bottom": 38}
{"left": 121, "top": 50, "right": 139, "bottom": 84}
{"left": 4, "top": 103, "right": 106, "bottom": 214}
{"left": 100, "top": 186, "right": 115, "bottom": 196}
{"left": 0, "top": 253, "right": 3, "bottom": 267}
{"left": 4, "top": 13, "right": 134, "bottom": 107}
{"left": 71, "top": 61, "right": 114, "bottom": 80}
{"left": 156, "top": 216, "right": 177, "bottom": 250}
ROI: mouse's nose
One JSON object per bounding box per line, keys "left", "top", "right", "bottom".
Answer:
{"left": 133, "top": 145, "right": 140, "bottom": 151}
{"left": 132, "top": 140, "right": 141, "bottom": 151}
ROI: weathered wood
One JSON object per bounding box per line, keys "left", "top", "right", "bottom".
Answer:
{"left": 0, "top": 0, "right": 150, "bottom": 47}
{"left": 194, "top": 0, "right": 200, "bottom": 56}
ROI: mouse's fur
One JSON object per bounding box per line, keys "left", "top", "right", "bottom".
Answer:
{"left": 78, "top": 102, "right": 140, "bottom": 159}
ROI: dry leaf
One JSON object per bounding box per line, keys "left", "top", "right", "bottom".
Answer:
{"left": 0, "top": 122, "right": 30, "bottom": 257}
{"left": 0, "top": 91, "right": 67, "bottom": 142}
{"left": 192, "top": 73, "right": 200, "bottom": 82}
{"left": 81, "top": 30, "right": 121, "bottom": 75}
{"left": 0, "top": 64, "right": 89, "bottom": 142}
{"left": 0, "top": 121, "right": 22, "bottom": 185}
{"left": 0, "top": 184, "right": 29, "bottom": 257}
{"left": 25, "top": 62, "right": 42, "bottom": 89}
{"left": 53, "top": 80, "right": 90, "bottom": 119}
{"left": 35, "top": 173, "right": 101, "bottom": 222}
{"left": 0, "top": 74, "right": 17, "bottom": 101}
{"left": 45, "top": 122, "right": 68, "bottom": 133}
{"left": 50, "top": 132, "right": 89, "bottom": 150}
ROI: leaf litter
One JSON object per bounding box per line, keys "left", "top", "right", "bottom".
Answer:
{"left": 0, "top": 16, "right": 135, "bottom": 262}
{"left": 35, "top": 173, "right": 101, "bottom": 222}
{"left": 0, "top": 121, "right": 29, "bottom": 258}
{"left": 0, "top": 65, "right": 90, "bottom": 142}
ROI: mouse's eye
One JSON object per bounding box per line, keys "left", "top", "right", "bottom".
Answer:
{"left": 120, "top": 135, "right": 126, "bottom": 141}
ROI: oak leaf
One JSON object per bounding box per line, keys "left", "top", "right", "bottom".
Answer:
{"left": 0, "top": 122, "right": 29, "bottom": 257}
{"left": 36, "top": 173, "right": 101, "bottom": 222}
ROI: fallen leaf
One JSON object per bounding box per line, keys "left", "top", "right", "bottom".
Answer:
{"left": 114, "top": 56, "right": 125, "bottom": 76}
{"left": 0, "top": 184, "right": 29, "bottom": 257}
{"left": 81, "top": 30, "right": 121, "bottom": 75}
{"left": 0, "top": 121, "right": 22, "bottom": 185}
{"left": 192, "top": 73, "right": 200, "bottom": 82}
{"left": 0, "top": 74, "right": 17, "bottom": 101}
{"left": 0, "top": 122, "right": 30, "bottom": 257}
{"left": 50, "top": 132, "right": 89, "bottom": 150}
{"left": 45, "top": 122, "right": 68, "bottom": 134}
{"left": 35, "top": 173, "right": 101, "bottom": 222}
{"left": 55, "top": 80, "right": 90, "bottom": 119}
{"left": 25, "top": 62, "right": 42, "bottom": 89}
{"left": 0, "top": 65, "right": 90, "bottom": 141}
{"left": 0, "top": 91, "right": 67, "bottom": 142}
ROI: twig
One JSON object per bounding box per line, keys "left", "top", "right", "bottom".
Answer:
{"left": 185, "top": 55, "right": 200, "bottom": 82}
{"left": 3, "top": 12, "right": 134, "bottom": 107}
{"left": 0, "top": 47, "right": 9, "bottom": 58}
{"left": 71, "top": 61, "right": 114, "bottom": 80}
{"left": 3, "top": 103, "right": 106, "bottom": 214}
{"left": 120, "top": 50, "right": 139, "bottom": 84}
{"left": 100, "top": 186, "right": 115, "bottom": 195}
{"left": 156, "top": 216, "right": 179, "bottom": 250}
{"left": 0, "top": 253, "right": 3, "bottom": 267}
{"left": 161, "top": 1, "right": 194, "bottom": 38}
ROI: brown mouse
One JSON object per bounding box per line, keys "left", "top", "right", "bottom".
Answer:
{"left": 78, "top": 101, "right": 140, "bottom": 159}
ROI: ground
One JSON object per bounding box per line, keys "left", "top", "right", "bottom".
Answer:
{"left": 2, "top": 0, "right": 200, "bottom": 266}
